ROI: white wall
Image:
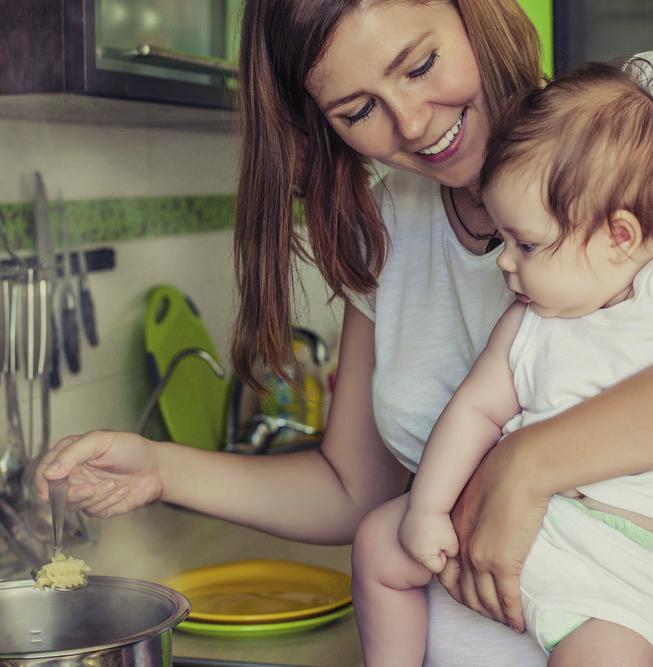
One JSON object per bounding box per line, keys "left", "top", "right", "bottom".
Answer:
{"left": 0, "top": 117, "right": 343, "bottom": 448}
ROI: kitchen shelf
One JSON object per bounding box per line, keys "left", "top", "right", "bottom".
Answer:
{"left": 0, "top": 94, "right": 239, "bottom": 133}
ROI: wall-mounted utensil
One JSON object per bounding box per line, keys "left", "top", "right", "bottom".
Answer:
{"left": 49, "top": 309, "right": 61, "bottom": 389}
{"left": 74, "top": 228, "right": 99, "bottom": 347}
{"left": 0, "top": 211, "right": 26, "bottom": 499}
{"left": 58, "top": 194, "right": 80, "bottom": 374}
{"left": 22, "top": 172, "right": 55, "bottom": 461}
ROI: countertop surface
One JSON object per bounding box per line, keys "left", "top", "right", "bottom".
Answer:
{"left": 72, "top": 502, "right": 362, "bottom": 667}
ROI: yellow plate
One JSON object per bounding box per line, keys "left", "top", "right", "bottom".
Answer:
{"left": 176, "top": 604, "right": 354, "bottom": 637}
{"left": 160, "top": 559, "right": 352, "bottom": 624}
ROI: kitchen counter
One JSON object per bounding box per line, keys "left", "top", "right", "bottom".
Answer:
{"left": 72, "top": 502, "right": 362, "bottom": 667}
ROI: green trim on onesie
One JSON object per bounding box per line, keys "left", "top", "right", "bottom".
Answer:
{"left": 540, "top": 496, "right": 653, "bottom": 652}
{"left": 561, "top": 496, "right": 653, "bottom": 552}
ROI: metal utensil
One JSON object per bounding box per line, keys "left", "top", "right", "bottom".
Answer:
{"left": 57, "top": 193, "right": 80, "bottom": 373}
{"left": 0, "top": 212, "right": 26, "bottom": 489}
{"left": 29, "top": 477, "right": 87, "bottom": 589}
{"left": 74, "top": 227, "right": 99, "bottom": 346}
{"left": 48, "top": 477, "right": 68, "bottom": 559}
{"left": 23, "top": 172, "right": 55, "bottom": 460}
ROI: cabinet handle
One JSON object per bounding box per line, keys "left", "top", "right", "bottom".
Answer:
{"left": 103, "top": 44, "right": 239, "bottom": 78}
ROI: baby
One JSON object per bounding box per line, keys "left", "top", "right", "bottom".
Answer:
{"left": 353, "top": 61, "right": 653, "bottom": 666}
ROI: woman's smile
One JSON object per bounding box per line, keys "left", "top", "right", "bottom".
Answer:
{"left": 415, "top": 108, "right": 466, "bottom": 163}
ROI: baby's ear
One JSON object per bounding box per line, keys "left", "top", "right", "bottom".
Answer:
{"left": 607, "top": 210, "right": 642, "bottom": 260}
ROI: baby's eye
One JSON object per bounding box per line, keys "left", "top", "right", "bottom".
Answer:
{"left": 517, "top": 242, "right": 536, "bottom": 253}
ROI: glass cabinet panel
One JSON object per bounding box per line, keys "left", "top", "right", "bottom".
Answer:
{"left": 95, "top": 0, "right": 241, "bottom": 87}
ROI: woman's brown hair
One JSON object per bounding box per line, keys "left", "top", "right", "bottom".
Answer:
{"left": 233, "top": 0, "right": 542, "bottom": 387}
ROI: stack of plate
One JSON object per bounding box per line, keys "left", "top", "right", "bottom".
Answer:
{"left": 160, "top": 559, "right": 353, "bottom": 637}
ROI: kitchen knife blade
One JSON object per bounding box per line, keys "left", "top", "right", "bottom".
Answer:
{"left": 34, "top": 172, "right": 56, "bottom": 278}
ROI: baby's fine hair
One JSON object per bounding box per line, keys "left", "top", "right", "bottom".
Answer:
{"left": 481, "top": 61, "right": 653, "bottom": 246}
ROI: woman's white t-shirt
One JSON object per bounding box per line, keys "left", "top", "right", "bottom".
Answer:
{"left": 351, "top": 167, "right": 513, "bottom": 471}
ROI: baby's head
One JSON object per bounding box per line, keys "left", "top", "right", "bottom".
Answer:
{"left": 481, "top": 61, "right": 653, "bottom": 250}
{"left": 479, "top": 62, "right": 653, "bottom": 318}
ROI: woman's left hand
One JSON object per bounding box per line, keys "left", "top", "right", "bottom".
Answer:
{"left": 438, "top": 435, "right": 550, "bottom": 632}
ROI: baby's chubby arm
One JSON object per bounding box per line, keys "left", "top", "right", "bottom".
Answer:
{"left": 399, "top": 301, "right": 525, "bottom": 573}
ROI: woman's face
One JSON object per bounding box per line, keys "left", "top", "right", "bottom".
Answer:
{"left": 306, "top": 1, "right": 489, "bottom": 188}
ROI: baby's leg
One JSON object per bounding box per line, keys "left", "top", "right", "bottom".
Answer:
{"left": 352, "top": 493, "right": 434, "bottom": 667}
{"left": 548, "top": 619, "right": 653, "bottom": 667}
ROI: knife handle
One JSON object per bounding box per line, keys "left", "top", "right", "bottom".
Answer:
{"left": 49, "top": 311, "right": 61, "bottom": 389}
{"left": 62, "top": 301, "right": 80, "bottom": 374}
{"left": 22, "top": 270, "right": 52, "bottom": 381}
{"left": 80, "top": 284, "right": 99, "bottom": 346}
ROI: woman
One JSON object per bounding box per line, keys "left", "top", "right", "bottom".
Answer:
{"left": 36, "top": 2, "right": 653, "bottom": 664}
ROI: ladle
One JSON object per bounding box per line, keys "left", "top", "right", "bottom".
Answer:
{"left": 31, "top": 478, "right": 88, "bottom": 590}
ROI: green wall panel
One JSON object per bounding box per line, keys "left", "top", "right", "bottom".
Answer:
{"left": 0, "top": 194, "right": 236, "bottom": 252}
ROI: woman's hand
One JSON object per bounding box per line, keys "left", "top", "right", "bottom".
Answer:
{"left": 35, "top": 431, "right": 163, "bottom": 518}
{"left": 438, "top": 436, "right": 550, "bottom": 632}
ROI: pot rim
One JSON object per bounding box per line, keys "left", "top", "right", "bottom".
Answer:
{"left": 0, "top": 575, "right": 191, "bottom": 659}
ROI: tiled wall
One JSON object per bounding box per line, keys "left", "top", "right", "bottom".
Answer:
{"left": 0, "top": 116, "right": 343, "bottom": 448}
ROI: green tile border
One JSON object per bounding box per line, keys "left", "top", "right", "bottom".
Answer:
{"left": 0, "top": 193, "right": 236, "bottom": 251}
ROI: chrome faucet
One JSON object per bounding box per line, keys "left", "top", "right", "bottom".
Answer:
{"left": 137, "top": 347, "right": 225, "bottom": 436}
{"left": 224, "top": 327, "right": 330, "bottom": 453}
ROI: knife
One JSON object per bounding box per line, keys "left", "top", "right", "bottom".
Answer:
{"left": 74, "top": 227, "right": 99, "bottom": 346}
{"left": 23, "top": 172, "right": 55, "bottom": 459}
{"left": 58, "top": 194, "right": 81, "bottom": 373}
{"left": 34, "top": 172, "right": 56, "bottom": 280}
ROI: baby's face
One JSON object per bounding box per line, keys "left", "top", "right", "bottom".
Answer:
{"left": 483, "top": 172, "right": 618, "bottom": 318}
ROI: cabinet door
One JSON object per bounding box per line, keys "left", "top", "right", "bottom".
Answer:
{"left": 95, "top": 0, "right": 239, "bottom": 85}
{"left": 66, "top": 0, "right": 239, "bottom": 109}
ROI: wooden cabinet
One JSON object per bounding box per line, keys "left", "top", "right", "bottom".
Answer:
{"left": 0, "top": 0, "right": 239, "bottom": 110}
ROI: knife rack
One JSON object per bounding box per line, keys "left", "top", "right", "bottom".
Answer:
{"left": 0, "top": 247, "right": 115, "bottom": 276}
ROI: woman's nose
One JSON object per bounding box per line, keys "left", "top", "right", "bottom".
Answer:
{"left": 392, "top": 97, "right": 430, "bottom": 142}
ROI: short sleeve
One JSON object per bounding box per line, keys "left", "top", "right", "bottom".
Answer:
{"left": 346, "top": 289, "right": 376, "bottom": 321}
{"left": 341, "top": 169, "right": 390, "bottom": 322}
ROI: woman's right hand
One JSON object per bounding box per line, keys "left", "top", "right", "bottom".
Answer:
{"left": 35, "top": 430, "right": 163, "bottom": 518}
{"left": 439, "top": 435, "right": 549, "bottom": 632}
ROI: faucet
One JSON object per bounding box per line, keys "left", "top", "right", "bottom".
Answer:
{"left": 224, "top": 327, "right": 330, "bottom": 452}
{"left": 136, "top": 347, "right": 225, "bottom": 436}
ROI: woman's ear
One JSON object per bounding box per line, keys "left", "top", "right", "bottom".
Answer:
{"left": 607, "top": 210, "right": 643, "bottom": 261}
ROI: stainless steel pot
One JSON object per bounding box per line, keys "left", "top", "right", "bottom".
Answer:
{"left": 0, "top": 576, "right": 190, "bottom": 665}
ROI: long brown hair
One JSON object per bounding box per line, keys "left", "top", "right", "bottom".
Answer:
{"left": 233, "top": 0, "right": 542, "bottom": 387}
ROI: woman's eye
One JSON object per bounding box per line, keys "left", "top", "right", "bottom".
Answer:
{"left": 408, "top": 50, "right": 438, "bottom": 80}
{"left": 517, "top": 242, "right": 536, "bottom": 253}
{"left": 346, "top": 99, "right": 376, "bottom": 126}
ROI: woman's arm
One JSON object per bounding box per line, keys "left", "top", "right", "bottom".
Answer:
{"left": 37, "top": 302, "right": 408, "bottom": 545}
{"left": 443, "top": 363, "right": 653, "bottom": 630}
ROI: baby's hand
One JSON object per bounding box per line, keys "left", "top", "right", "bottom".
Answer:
{"left": 399, "top": 507, "right": 459, "bottom": 574}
